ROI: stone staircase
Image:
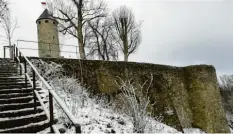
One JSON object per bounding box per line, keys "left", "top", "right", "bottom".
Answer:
{"left": 0, "top": 58, "right": 49, "bottom": 133}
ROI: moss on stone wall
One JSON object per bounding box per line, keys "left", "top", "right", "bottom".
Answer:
{"left": 29, "top": 57, "right": 230, "bottom": 133}
{"left": 184, "top": 65, "right": 229, "bottom": 132}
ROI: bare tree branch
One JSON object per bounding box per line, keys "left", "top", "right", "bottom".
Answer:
{"left": 87, "top": 16, "right": 118, "bottom": 60}
{"left": 47, "top": 0, "right": 107, "bottom": 59}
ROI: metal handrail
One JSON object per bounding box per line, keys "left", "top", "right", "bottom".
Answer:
{"left": 14, "top": 46, "right": 81, "bottom": 133}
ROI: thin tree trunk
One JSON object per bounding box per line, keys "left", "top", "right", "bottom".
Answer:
{"left": 123, "top": 36, "right": 128, "bottom": 61}
{"left": 8, "top": 37, "right": 13, "bottom": 59}
{"left": 77, "top": 0, "right": 86, "bottom": 59}
{"left": 124, "top": 53, "right": 128, "bottom": 61}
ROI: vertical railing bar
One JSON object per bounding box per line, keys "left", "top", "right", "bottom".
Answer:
{"left": 12, "top": 46, "right": 14, "bottom": 60}
{"left": 16, "top": 47, "right": 18, "bottom": 57}
{"left": 15, "top": 47, "right": 19, "bottom": 73}
{"left": 24, "top": 59, "right": 27, "bottom": 89}
{"left": 32, "top": 69, "right": 37, "bottom": 111}
{"left": 75, "top": 124, "right": 81, "bottom": 133}
{"left": 19, "top": 52, "right": 22, "bottom": 75}
{"left": 49, "top": 92, "right": 54, "bottom": 132}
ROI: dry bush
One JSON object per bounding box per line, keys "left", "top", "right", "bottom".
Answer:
{"left": 115, "top": 75, "right": 155, "bottom": 133}
{"left": 30, "top": 59, "right": 89, "bottom": 127}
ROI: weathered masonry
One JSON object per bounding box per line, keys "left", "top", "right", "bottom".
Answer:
{"left": 30, "top": 57, "right": 230, "bottom": 133}
{"left": 36, "top": 9, "right": 60, "bottom": 58}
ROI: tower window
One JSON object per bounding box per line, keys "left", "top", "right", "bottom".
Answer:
{"left": 38, "top": 21, "right": 41, "bottom": 24}
{"left": 45, "top": 20, "right": 49, "bottom": 23}
{"left": 53, "top": 21, "right": 56, "bottom": 25}
{"left": 53, "top": 36, "right": 55, "bottom": 40}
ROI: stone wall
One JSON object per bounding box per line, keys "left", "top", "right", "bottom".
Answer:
{"left": 29, "top": 57, "right": 230, "bottom": 133}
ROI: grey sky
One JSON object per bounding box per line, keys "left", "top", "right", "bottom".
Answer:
{"left": 0, "top": 0, "right": 233, "bottom": 76}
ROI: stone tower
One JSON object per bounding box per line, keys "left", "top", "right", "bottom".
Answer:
{"left": 36, "top": 9, "right": 60, "bottom": 58}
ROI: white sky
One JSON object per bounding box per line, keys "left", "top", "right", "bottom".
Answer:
{"left": 0, "top": 0, "right": 233, "bottom": 76}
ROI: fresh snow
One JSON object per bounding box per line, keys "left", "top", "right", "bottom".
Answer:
{"left": 51, "top": 102, "right": 181, "bottom": 134}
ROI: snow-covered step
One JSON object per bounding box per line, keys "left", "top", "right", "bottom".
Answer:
{"left": 0, "top": 95, "right": 34, "bottom": 104}
{"left": 0, "top": 68, "right": 17, "bottom": 70}
{"left": 0, "top": 74, "right": 16, "bottom": 77}
{"left": 0, "top": 119, "right": 50, "bottom": 133}
{"left": 0, "top": 112, "right": 47, "bottom": 130}
{"left": 0, "top": 107, "right": 43, "bottom": 118}
{"left": 0, "top": 88, "right": 32, "bottom": 94}
{"left": 0, "top": 77, "right": 24, "bottom": 80}
{"left": 0, "top": 92, "right": 33, "bottom": 99}
{"left": 0, "top": 84, "right": 31, "bottom": 89}
{"left": 0, "top": 79, "right": 25, "bottom": 83}
{"left": 0, "top": 82, "right": 31, "bottom": 86}
{"left": 0, "top": 64, "right": 17, "bottom": 66}
{"left": 0, "top": 81, "right": 25, "bottom": 85}
{"left": 0, "top": 101, "right": 41, "bottom": 111}
{"left": 0, "top": 112, "right": 47, "bottom": 129}
{"left": 0, "top": 71, "right": 17, "bottom": 73}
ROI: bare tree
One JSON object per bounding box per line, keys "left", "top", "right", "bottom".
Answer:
{"left": 0, "top": 8, "right": 18, "bottom": 58}
{"left": 87, "top": 16, "right": 118, "bottom": 60}
{"left": 112, "top": 6, "right": 141, "bottom": 61}
{"left": 47, "top": 0, "right": 107, "bottom": 59}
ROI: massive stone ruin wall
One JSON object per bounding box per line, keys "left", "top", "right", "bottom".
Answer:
{"left": 29, "top": 57, "right": 230, "bottom": 133}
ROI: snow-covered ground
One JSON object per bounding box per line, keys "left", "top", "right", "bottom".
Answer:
{"left": 226, "top": 112, "right": 233, "bottom": 133}
{"left": 39, "top": 98, "right": 181, "bottom": 134}
{"left": 37, "top": 83, "right": 182, "bottom": 134}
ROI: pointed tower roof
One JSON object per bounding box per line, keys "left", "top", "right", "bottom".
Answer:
{"left": 36, "top": 9, "right": 55, "bottom": 23}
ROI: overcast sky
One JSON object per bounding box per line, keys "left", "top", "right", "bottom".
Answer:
{"left": 0, "top": 0, "right": 232, "bottom": 76}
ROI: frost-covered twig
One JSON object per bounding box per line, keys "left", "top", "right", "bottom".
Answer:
{"left": 115, "top": 74, "right": 155, "bottom": 133}
{"left": 30, "top": 59, "right": 89, "bottom": 127}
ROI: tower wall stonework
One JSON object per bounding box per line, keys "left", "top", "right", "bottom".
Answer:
{"left": 37, "top": 19, "right": 60, "bottom": 58}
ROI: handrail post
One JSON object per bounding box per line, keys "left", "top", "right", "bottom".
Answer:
{"left": 13, "top": 44, "right": 15, "bottom": 61}
{"left": 49, "top": 92, "right": 54, "bottom": 132}
{"left": 16, "top": 47, "right": 18, "bottom": 58}
{"left": 24, "top": 59, "right": 27, "bottom": 89}
{"left": 32, "top": 69, "right": 37, "bottom": 111}
{"left": 19, "top": 52, "right": 22, "bottom": 75}
{"left": 15, "top": 47, "right": 18, "bottom": 72}
{"left": 75, "top": 124, "right": 81, "bottom": 133}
